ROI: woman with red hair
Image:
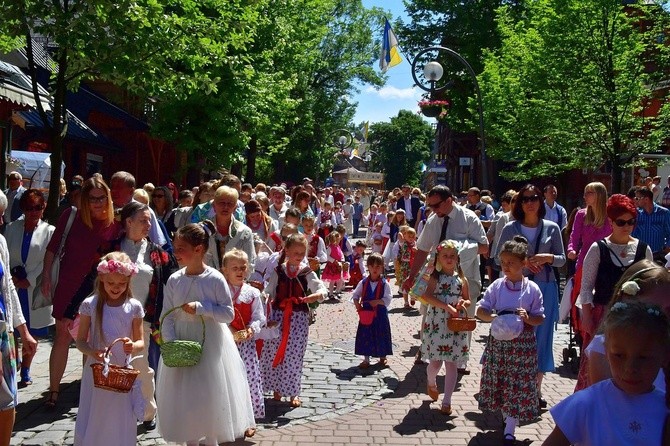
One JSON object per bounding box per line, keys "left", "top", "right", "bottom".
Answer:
{"left": 574, "top": 194, "right": 653, "bottom": 390}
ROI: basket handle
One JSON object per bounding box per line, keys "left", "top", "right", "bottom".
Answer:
{"left": 158, "top": 306, "right": 206, "bottom": 347}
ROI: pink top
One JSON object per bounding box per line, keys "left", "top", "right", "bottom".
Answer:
{"left": 327, "top": 244, "right": 343, "bottom": 262}
{"left": 567, "top": 209, "right": 612, "bottom": 270}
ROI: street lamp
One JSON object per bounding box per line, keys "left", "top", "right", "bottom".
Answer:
{"left": 411, "top": 46, "right": 489, "bottom": 189}
{"left": 332, "top": 129, "right": 354, "bottom": 157}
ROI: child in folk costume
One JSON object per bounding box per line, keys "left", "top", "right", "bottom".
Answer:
{"left": 259, "top": 234, "right": 327, "bottom": 408}
{"left": 348, "top": 241, "right": 366, "bottom": 289}
{"left": 336, "top": 224, "right": 353, "bottom": 272}
{"left": 476, "top": 236, "right": 545, "bottom": 446}
{"left": 302, "top": 216, "right": 327, "bottom": 276}
{"left": 380, "top": 211, "right": 394, "bottom": 253}
{"left": 366, "top": 204, "right": 379, "bottom": 246}
{"left": 545, "top": 301, "right": 669, "bottom": 446}
{"left": 74, "top": 252, "right": 144, "bottom": 446}
{"left": 266, "top": 208, "right": 301, "bottom": 253}
{"left": 397, "top": 227, "right": 418, "bottom": 308}
{"left": 222, "top": 249, "right": 267, "bottom": 419}
{"left": 342, "top": 197, "right": 354, "bottom": 236}
{"left": 157, "top": 222, "right": 256, "bottom": 444}
{"left": 333, "top": 202, "right": 344, "bottom": 226}
{"left": 322, "top": 231, "right": 346, "bottom": 299}
{"left": 371, "top": 225, "right": 384, "bottom": 254}
{"left": 259, "top": 224, "right": 301, "bottom": 285}
{"left": 353, "top": 253, "right": 393, "bottom": 369}
{"left": 419, "top": 240, "right": 470, "bottom": 416}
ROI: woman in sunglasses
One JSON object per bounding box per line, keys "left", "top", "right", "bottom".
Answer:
{"left": 6, "top": 189, "right": 54, "bottom": 388}
{"left": 494, "top": 183, "right": 566, "bottom": 408}
{"left": 574, "top": 194, "right": 652, "bottom": 390}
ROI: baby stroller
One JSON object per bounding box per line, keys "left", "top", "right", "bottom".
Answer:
{"left": 560, "top": 275, "right": 582, "bottom": 374}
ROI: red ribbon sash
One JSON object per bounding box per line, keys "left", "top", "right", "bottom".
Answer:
{"left": 272, "top": 295, "right": 304, "bottom": 367}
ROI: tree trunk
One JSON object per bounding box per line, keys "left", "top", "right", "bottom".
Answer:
{"left": 611, "top": 160, "right": 624, "bottom": 195}
{"left": 245, "top": 135, "right": 257, "bottom": 185}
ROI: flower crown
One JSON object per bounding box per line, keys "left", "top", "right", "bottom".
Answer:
{"left": 437, "top": 239, "right": 462, "bottom": 253}
{"left": 611, "top": 301, "right": 661, "bottom": 317}
{"left": 97, "top": 259, "right": 139, "bottom": 276}
{"left": 618, "top": 266, "right": 662, "bottom": 297}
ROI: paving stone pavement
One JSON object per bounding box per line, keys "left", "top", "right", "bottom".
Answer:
{"left": 11, "top": 268, "right": 578, "bottom": 445}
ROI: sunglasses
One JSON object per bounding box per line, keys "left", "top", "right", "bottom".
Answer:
{"left": 427, "top": 199, "right": 446, "bottom": 209}
{"left": 614, "top": 218, "right": 636, "bottom": 227}
{"left": 520, "top": 195, "right": 540, "bottom": 204}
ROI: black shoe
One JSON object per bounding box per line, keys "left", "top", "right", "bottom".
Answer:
{"left": 457, "top": 368, "right": 471, "bottom": 375}
{"left": 143, "top": 418, "right": 156, "bottom": 430}
{"left": 539, "top": 397, "right": 548, "bottom": 409}
{"left": 503, "top": 433, "right": 516, "bottom": 446}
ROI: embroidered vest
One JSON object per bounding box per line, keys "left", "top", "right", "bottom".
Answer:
{"left": 308, "top": 235, "right": 320, "bottom": 258}
{"left": 274, "top": 267, "right": 309, "bottom": 313}
{"left": 231, "top": 300, "right": 253, "bottom": 331}
{"left": 593, "top": 240, "right": 647, "bottom": 305}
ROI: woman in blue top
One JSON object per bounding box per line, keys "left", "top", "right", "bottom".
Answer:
{"left": 494, "top": 184, "right": 566, "bottom": 409}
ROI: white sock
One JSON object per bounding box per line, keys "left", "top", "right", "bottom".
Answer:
{"left": 504, "top": 415, "right": 518, "bottom": 437}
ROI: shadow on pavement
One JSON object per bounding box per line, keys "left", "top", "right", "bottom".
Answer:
{"left": 331, "top": 365, "right": 377, "bottom": 380}
{"left": 15, "top": 382, "right": 80, "bottom": 431}
{"left": 467, "top": 430, "right": 534, "bottom": 445}
{"left": 393, "top": 400, "right": 455, "bottom": 435}
{"left": 256, "top": 398, "right": 297, "bottom": 427}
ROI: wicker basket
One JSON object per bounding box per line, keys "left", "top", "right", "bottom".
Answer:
{"left": 90, "top": 338, "right": 140, "bottom": 393}
{"left": 447, "top": 310, "right": 476, "bottom": 332}
{"left": 159, "top": 306, "right": 206, "bottom": 367}
{"left": 308, "top": 257, "right": 320, "bottom": 272}
{"left": 232, "top": 328, "right": 251, "bottom": 343}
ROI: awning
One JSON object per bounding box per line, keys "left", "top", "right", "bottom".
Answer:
{"left": 0, "top": 60, "right": 51, "bottom": 110}
{"left": 12, "top": 109, "right": 116, "bottom": 148}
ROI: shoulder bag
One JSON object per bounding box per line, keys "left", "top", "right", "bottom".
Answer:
{"left": 32, "top": 207, "right": 77, "bottom": 310}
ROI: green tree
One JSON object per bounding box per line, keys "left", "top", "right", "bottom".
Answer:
{"left": 400, "top": 0, "right": 525, "bottom": 132}
{"left": 151, "top": 0, "right": 386, "bottom": 185}
{"left": 368, "top": 110, "right": 433, "bottom": 188}
{"left": 480, "top": 0, "right": 670, "bottom": 192}
{"left": 0, "top": 0, "right": 263, "bottom": 221}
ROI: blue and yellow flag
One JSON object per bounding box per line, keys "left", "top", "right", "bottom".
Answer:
{"left": 379, "top": 19, "right": 402, "bottom": 73}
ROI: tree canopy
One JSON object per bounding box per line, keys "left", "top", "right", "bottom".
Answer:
{"left": 480, "top": 0, "right": 670, "bottom": 191}
{"left": 368, "top": 110, "right": 434, "bottom": 188}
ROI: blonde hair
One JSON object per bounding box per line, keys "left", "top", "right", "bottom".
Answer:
{"left": 133, "top": 188, "right": 150, "bottom": 204}
{"left": 432, "top": 239, "right": 466, "bottom": 284}
{"left": 223, "top": 248, "right": 249, "bottom": 267}
{"left": 584, "top": 182, "right": 608, "bottom": 228}
{"left": 80, "top": 178, "right": 115, "bottom": 228}
{"left": 214, "top": 185, "right": 239, "bottom": 201}
{"left": 94, "top": 252, "right": 134, "bottom": 343}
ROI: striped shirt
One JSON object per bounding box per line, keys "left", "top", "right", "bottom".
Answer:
{"left": 632, "top": 203, "right": 670, "bottom": 254}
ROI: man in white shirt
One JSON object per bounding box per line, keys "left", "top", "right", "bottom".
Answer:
{"left": 403, "top": 185, "right": 488, "bottom": 373}
{"left": 543, "top": 184, "right": 568, "bottom": 230}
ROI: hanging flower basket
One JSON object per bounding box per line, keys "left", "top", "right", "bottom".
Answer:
{"left": 418, "top": 99, "right": 450, "bottom": 119}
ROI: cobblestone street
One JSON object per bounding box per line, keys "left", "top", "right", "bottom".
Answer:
{"left": 12, "top": 278, "right": 577, "bottom": 445}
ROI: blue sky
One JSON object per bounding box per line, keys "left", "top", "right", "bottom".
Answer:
{"left": 352, "top": 0, "right": 422, "bottom": 125}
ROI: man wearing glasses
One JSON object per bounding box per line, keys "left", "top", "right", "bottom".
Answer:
{"left": 632, "top": 186, "right": 670, "bottom": 263}
{"left": 403, "top": 185, "right": 488, "bottom": 373}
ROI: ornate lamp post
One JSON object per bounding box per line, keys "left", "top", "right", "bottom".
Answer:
{"left": 411, "top": 46, "right": 489, "bottom": 189}
{"left": 332, "top": 129, "right": 354, "bottom": 157}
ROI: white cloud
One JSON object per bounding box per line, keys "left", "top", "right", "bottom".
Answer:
{"left": 364, "top": 85, "right": 420, "bottom": 100}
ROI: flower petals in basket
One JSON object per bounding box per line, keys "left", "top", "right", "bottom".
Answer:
{"left": 91, "top": 338, "right": 140, "bottom": 393}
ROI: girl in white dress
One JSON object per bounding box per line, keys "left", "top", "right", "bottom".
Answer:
{"left": 156, "top": 222, "right": 255, "bottom": 445}
{"left": 222, "top": 249, "right": 267, "bottom": 419}
{"left": 545, "top": 300, "right": 669, "bottom": 446}
{"left": 420, "top": 240, "right": 470, "bottom": 415}
{"left": 74, "top": 252, "right": 144, "bottom": 446}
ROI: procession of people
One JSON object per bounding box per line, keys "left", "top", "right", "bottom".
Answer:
{"left": 1, "top": 171, "right": 669, "bottom": 446}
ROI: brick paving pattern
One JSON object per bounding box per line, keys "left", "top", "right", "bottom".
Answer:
{"left": 11, "top": 275, "right": 578, "bottom": 445}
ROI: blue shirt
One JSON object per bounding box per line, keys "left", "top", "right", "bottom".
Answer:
{"left": 352, "top": 203, "right": 364, "bottom": 220}
{"left": 632, "top": 203, "right": 670, "bottom": 253}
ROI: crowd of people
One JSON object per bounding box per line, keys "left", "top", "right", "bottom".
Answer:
{"left": 0, "top": 170, "right": 668, "bottom": 446}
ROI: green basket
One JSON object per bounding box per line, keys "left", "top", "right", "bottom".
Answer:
{"left": 159, "top": 306, "right": 205, "bottom": 367}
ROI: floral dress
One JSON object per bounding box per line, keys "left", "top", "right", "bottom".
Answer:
{"left": 420, "top": 272, "right": 469, "bottom": 363}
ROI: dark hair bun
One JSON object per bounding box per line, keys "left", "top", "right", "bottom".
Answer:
{"left": 512, "top": 235, "right": 528, "bottom": 245}
{"left": 200, "top": 220, "right": 216, "bottom": 238}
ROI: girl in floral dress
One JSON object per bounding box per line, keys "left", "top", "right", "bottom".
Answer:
{"left": 476, "top": 236, "right": 545, "bottom": 446}
{"left": 222, "top": 249, "right": 267, "bottom": 419}
{"left": 419, "top": 240, "right": 470, "bottom": 415}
